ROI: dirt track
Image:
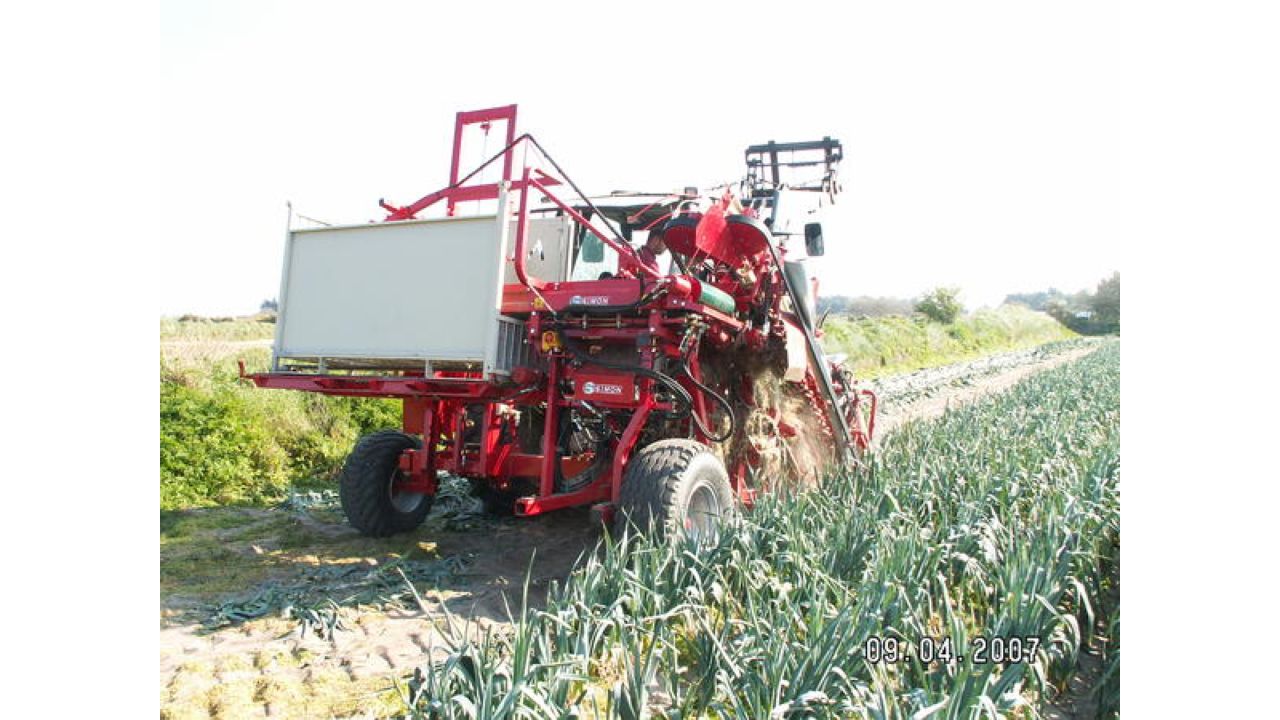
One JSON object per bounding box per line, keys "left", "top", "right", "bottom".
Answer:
{"left": 160, "top": 501, "right": 600, "bottom": 718}
{"left": 159, "top": 341, "right": 1100, "bottom": 719}
{"left": 866, "top": 341, "right": 1099, "bottom": 439}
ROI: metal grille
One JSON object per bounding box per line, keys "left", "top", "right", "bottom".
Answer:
{"left": 492, "top": 317, "right": 532, "bottom": 375}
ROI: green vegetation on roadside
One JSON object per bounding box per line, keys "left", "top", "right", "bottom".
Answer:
{"left": 402, "top": 342, "right": 1120, "bottom": 717}
{"left": 161, "top": 320, "right": 401, "bottom": 510}
{"left": 821, "top": 304, "right": 1075, "bottom": 379}
{"left": 161, "top": 315, "right": 278, "bottom": 341}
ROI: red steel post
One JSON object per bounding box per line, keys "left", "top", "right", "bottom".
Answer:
{"left": 538, "top": 356, "right": 561, "bottom": 498}
{"left": 611, "top": 395, "right": 654, "bottom": 502}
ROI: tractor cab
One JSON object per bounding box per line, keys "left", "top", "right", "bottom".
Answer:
{"left": 547, "top": 193, "right": 692, "bottom": 280}
{"left": 744, "top": 137, "right": 842, "bottom": 257}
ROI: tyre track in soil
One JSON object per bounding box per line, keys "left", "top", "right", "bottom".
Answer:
{"left": 159, "top": 340, "right": 1102, "bottom": 719}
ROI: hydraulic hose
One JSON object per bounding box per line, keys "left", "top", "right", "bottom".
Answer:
{"left": 560, "top": 337, "right": 735, "bottom": 444}
{"left": 678, "top": 360, "right": 736, "bottom": 444}
{"left": 561, "top": 338, "right": 694, "bottom": 420}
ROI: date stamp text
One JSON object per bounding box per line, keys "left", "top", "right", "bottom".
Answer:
{"left": 863, "top": 635, "right": 1041, "bottom": 665}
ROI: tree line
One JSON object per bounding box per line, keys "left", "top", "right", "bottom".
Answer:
{"left": 816, "top": 271, "right": 1120, "bottom": 335}
{"left": 1005, "top": 272, "right": 1119, "bottom": 335}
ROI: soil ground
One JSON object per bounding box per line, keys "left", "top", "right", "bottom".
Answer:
{"left": 160, "top": 340, "right": 1103, "bottom": 719}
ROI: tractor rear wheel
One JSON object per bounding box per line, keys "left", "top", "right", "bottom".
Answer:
{"left": 614, "top": 439, "right": 735, "bottom": 543}
{"left": 339, "top": 431, "right": 432, "bottom": 537}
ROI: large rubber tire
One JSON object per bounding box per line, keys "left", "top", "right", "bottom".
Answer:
{"left": 339, "top": 431, "right": 432, "bottom": 537}
{"left": 614, "top": 439, "right": 735, "bottom": 543}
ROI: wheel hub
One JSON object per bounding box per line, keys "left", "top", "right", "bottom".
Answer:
{"left": 388, "top": 470, "right": 426, "bottom": 513}
{"left": 684, "top": 484, "right": 722, "bottom": 543}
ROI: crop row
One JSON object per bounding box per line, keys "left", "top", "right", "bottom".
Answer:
{"left": 403, "top": 342, "right": 1120, "bottom": 718}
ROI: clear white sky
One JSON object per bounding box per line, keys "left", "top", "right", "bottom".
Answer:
{"left": 151, "top": 1, "right": 1131, "bottom": 315}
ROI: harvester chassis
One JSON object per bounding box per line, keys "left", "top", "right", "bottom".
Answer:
{"left": 247, "top": 105, "right": 875, "bottom": 539}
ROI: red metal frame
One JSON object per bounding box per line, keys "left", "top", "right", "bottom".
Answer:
{"left": 519, "top": 169, "right": 654, "bottom": 281}
{"left": 249, "top": 104, "right": 877, "bottom": 521}
{"left": 450, "top": 106, "right": 518, "bottom": 216}
{"left": 381, "top": 105, "right": 563, "bottom": 222}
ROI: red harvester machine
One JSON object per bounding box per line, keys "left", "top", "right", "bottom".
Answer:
{"left": 246, "top": 105, "right": 875, "bottom": 540}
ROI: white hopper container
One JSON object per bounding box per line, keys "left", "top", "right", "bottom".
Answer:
{"left": 271, "top": 191, "right": 571, "bottom": 377}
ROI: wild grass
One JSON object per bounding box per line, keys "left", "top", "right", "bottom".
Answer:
{"left": 822, "top": 304, "right": 1075, "bottom": 379}
{"left": 401, "top": 341, "right": 1120, "bottom": 718}
{"left": 160, "top": 331, "right": 401, "bottom": 511}
{"left": 161, "top": 315, "right": 278, "bottom": 341}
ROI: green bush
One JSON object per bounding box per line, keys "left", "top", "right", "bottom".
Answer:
{"left": 159, "top": 347, "right": 403, "bottom": 510}
{"left": 160, "top": 384, "right": 290, "bottom": 509}
{"left": 914, "top": 286, "right": 963, "bottom": 323}
{"left": 1038, "top": 273, "right": 1120, "bottom": 336}
{"left": 333, "top": 395, "right": 402, "bottom": 436}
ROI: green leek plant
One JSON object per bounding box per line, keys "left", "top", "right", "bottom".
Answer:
{"left": 404, "top": 342, "right": 1119, "bottom": 718}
